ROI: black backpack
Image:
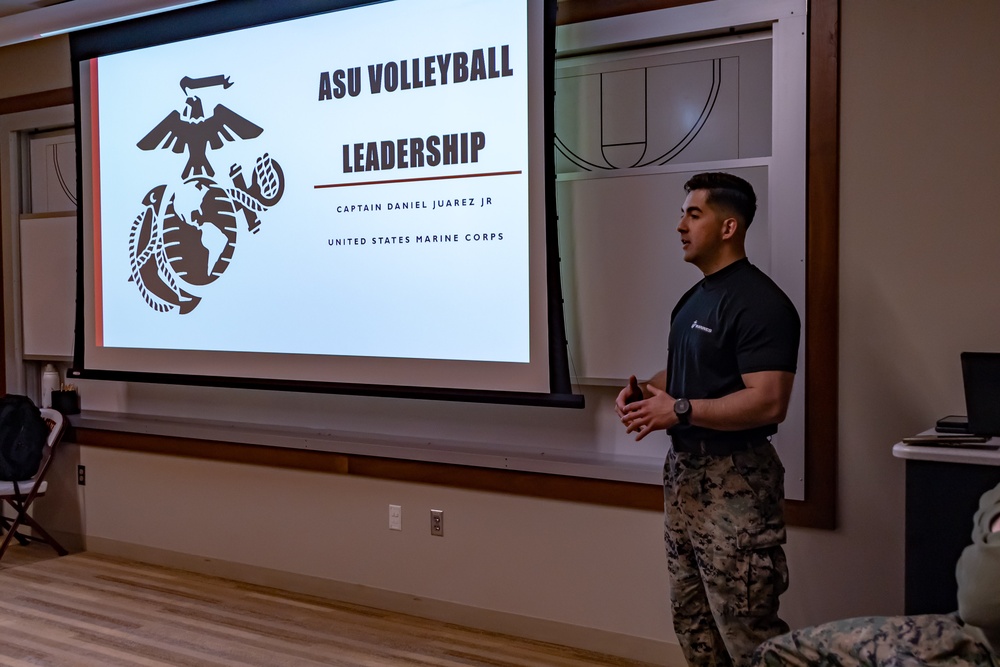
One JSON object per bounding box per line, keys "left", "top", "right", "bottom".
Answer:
{"left": 0, "top": 394, "right": 49, "bottom": 481}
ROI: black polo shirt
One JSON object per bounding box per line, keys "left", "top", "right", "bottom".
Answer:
{"left": 667, "top": 258, "right": 800, "bottom": 442}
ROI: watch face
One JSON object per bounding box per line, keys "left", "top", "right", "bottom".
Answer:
{"left": 675, "top": 398, "right": 691, "bottom": 423}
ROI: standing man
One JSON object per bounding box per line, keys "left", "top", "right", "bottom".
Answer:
{"left": 616, "top": 172, "right": 801, "bottom": 666}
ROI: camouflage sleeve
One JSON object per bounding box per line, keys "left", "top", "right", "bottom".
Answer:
{"left": 956, "top": 482, "right": 1000, "bottom": 652}
{"left": 752, "top": 613, "right": 995, "bottom": 666}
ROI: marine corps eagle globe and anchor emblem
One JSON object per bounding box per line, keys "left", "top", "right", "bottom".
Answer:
{"left": 128, "top": 74, "right": 285, "bottom": 314}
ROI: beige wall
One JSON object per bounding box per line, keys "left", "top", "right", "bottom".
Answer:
{"left": 0, "top": 37, "right": 70, "bottom": 97}
{"left": 9, "top": 1, "right": 1000, "bottom": 665}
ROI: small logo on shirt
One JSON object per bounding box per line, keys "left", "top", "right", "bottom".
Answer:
{"left": 691, "top": 320, "right": 713, "bottom": 333}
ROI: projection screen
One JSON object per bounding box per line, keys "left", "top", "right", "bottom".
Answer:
{"left": 69, "top": 0, "right": 581, "bottom": 407}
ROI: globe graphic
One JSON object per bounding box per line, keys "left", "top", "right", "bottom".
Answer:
{"left": 161, "top": 176, "right": 238, "bottom": 287}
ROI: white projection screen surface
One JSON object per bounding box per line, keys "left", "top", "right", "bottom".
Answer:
{"left": 70, "top": 0, "right": 580, "bottom": 407}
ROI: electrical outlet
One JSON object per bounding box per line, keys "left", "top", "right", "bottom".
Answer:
{"left": 389, "top": 504, "right": 402, "bottom": 531}
{"left": 77, "top": 465, "right": 86, "bottom": 486}
{"left": 430, "top": 509, "right": 444, "bottom": 537}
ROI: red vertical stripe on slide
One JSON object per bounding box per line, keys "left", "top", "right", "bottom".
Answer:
{"left": 90, "top": 59, "right": 105, "bottom": 348}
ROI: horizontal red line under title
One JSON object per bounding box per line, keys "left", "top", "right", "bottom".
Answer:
{"left": 315, "top": 170, "right": 522, "bottom": 189}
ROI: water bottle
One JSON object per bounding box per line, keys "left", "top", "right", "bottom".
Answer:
{"left": 41, "top": 363, "right": 60, "bottom": 409}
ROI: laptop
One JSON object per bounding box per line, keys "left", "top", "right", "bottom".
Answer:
{"left": 961, "top": 352, "right": 1000, "bottom": 436}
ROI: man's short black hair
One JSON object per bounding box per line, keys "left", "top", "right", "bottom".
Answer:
{"left": 683, "top": 172, "right": 757, "bottom": 229}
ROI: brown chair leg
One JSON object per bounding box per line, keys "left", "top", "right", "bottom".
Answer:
{"left": 14, "top": 513, "right": 67, "bottom": 556}
{"left": 0, "top": 518, "right": 21, "bottom": 559}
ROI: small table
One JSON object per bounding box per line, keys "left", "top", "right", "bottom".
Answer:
{"left": 892, "top": 435, "right": 1000, "bottom": 615}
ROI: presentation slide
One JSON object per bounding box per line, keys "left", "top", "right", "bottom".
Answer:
{"left": 90, "top": 0, "right": 530, "bottom": 365}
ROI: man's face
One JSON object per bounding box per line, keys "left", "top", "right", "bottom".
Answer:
{"left": 677, "top": 189, "right": 728, "bottom": 269}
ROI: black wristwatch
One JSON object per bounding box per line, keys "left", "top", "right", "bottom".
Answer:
{"left": 674, "top": 398, "right": 692, "bottom": 425}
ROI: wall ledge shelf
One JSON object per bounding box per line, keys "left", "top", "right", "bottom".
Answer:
{"left": 70, "top": 409, "right": 665, "bottom": 487}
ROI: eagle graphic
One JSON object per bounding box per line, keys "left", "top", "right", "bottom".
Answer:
{"left": 137, "top": 75, "right": 263, "bottom": 179}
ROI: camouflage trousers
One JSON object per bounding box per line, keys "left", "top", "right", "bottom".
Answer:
{"left": 664, "top": 441, "right": 790, "bottom": 667}
{"left": 751, "top": 613, "right": 998, "bottom": 667}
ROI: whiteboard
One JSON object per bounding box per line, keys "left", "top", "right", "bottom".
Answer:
{"left": 554, "top": 35, "right": 776, "bottom": 381}
{"left": 20, "top": 215, "right": 76, "bottom": 359}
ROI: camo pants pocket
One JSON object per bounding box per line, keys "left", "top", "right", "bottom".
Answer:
{"left": 728, "top": 527, "right": 789, "bottom": 617}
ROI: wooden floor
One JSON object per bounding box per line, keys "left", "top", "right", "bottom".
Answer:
{"left": 0, "top": 548, "right": 657, "bottom": 667}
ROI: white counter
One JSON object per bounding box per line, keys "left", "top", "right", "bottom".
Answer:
{"left": 892, "top": 429, "right": 1000, "bottom": 467}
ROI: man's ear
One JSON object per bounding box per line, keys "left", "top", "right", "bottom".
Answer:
{"left": 721, "top": 217, "right": 739, "bottom": 239}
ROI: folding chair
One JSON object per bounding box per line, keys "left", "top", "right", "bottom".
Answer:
{"left": 0, "top": 408, "right": 68, "bottom": 559}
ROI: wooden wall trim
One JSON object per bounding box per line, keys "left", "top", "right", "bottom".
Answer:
{"left": 70, "top": 427, "right": 665, "bottom": 511}
{"left": 785, "top": 0, "right": 840, "bottom": 529}
{"left": 0, "top": 88, "right": 73, "bottom": 115}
